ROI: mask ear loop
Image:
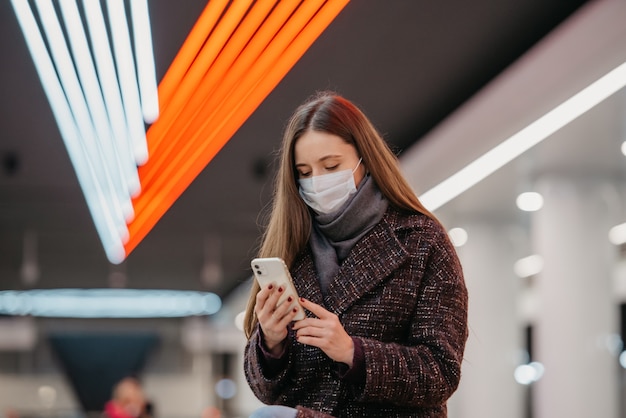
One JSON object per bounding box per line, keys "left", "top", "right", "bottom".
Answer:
{"left": 353, "top": 158, "right": 363, "bottom": 173}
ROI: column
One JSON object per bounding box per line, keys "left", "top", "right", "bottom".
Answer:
{"left": 532, "top": 177, "right": 619, "bottom": 418}
{"left": 449, "top": 221, "right": 525, "bottom": 418}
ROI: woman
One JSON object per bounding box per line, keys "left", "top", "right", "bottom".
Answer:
{"left": 243, "top": 91, "right": 468, "bottom": 418}
{"left": 102, "top": 377, "right": 146, "bottom": 418}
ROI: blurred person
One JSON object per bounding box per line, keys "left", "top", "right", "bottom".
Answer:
{"left": 103, "top": 376, "right": 146, "bottom": 418}
{"left": 201, "top": 406, "right": 221, "bottom": 418}
{"left": 4, "top": 408, "right": 19, "bottom": 418}
{"left": 243, "top": 91, "right": 468, "bottom": 417}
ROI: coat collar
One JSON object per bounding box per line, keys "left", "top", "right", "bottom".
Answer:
{"left": 293, "top": 208, "right": 410, "bottom": 316}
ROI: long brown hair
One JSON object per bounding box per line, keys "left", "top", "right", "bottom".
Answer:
{"left": 243, "top": 91, "right": 440, "bottom": 337}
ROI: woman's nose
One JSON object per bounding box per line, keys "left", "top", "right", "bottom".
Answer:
{"left": 310, "top": 167, "right": 323, "bottom": 177}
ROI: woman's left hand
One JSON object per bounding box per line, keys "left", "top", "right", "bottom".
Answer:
{"left": 292, "top": 298, "right": 354, "bottom": 366}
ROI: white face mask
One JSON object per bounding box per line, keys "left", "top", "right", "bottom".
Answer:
{"left": 298, "top": 159, "right": 362, "bottom": 214}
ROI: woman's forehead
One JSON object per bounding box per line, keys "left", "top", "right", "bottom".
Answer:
{"left": 294, "top": 131, "right": 355, "bottom": 159}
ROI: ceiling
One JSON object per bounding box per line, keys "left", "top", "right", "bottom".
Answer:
{"left": 0, "top": 0, "right": 592, "bottom": 301}
{"left": 404, "top": 0, "right": 626, "bottom": 227}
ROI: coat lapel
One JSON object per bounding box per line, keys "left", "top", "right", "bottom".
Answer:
{"left": 323, "top": 211, "right": 409, "bottom": 315}
{"left": 291, "top": 209, "right": 412, "bottom": 316}
{"left": 292, "top": 254, "right": 325, "bottom": 306}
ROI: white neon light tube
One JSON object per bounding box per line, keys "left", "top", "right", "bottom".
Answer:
{"left": 82, "top": 0, "right": 141, "bottom": 196}
{"left": 107, "top": 0, "right": 149, "bottom": 165}
{"left": 34, "top": 0, "right": 128, "bottom": 242}
{"left": 10, "top": 0, "right": 126, "bottom": 263}
{"left": 58, "top": 0, "right": 135, "bottom": 220}
{"left": 419, "top": 61, "right": 626, "bottom": 211}
{"left": 130, "top": 0, "right": 160, "bottom": 124}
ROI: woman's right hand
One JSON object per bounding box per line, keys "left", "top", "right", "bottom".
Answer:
{"left": 255, "top": 283, "right": 300, "bottom": 355}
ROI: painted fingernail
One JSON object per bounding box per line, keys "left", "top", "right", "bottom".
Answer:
{"left": 293, "top": 308, "right": 298, "bottom": 313}
{"left": 287, "top": 296, "right": 293, "bottom": 302}
{"left": 299, "top": 297, "right": 304, "bottom": 302}
{"left": 278, "top": 287, "right": 284, "bottom": 293}
{"left": 268, "top": 284, "right": 273, "bottom": 290}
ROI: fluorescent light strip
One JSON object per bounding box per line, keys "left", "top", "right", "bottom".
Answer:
{"left": 10, "top": 0, "right": 126, "bottom": 263}
{"left": 34, "top": 0, "right": 129, "bottom": 242}
{"left": 58, "top": 0, "right": 134, "bottom": 221}
{"left": 0, "top": 289, "right": 222, "bottom": 318}
{"left": 419, "top": 61, "right": 626, "bottom": 211}
{"left": 107, "top": 0, "right": 149, "bottom": 165}
{"left": 82, "top": 0, "right": 141, "bottom": 196}
{"left": 130, "top": 0, "right": 159, "bottom": 124}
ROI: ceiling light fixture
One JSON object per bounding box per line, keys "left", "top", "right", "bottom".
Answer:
{"left": 419, "top": 60, "right": 626, "bottom": 211}
{"left": 516, "top": 191, "right": 544, "bottom": 212}
{"left": 608, "top": 222, "right": 626, "bottom": 245}
{"left": 123, "top": 0, "right": 350, "bottom": 256}
{"left": 106, "top": 0, "right": 149, "bottom": 165}
{"left": 11, "top": 0, "right": 128, "bottom": 263}
{"left": 58, "top": 0, "right": 134, "bottom": 220}
{"left": 0, "top": 289, "right": 222, "bottom": 318}
{"left": 82, "top": 0, "right": 141, "bottom": 195}
{"left": 513, "top": 254, "right": 544, "bottom": 278}
{"left": 11, "top": 0, "right": 158, "bottom": 263}
{"left": 12, "top": 0, "right": 349, "bottom": 263}
{"left": 448, "top": 227, "right": 468, "bottom": 247}
{"left": 130, "top": 0, "right": 159, "bottom": 124}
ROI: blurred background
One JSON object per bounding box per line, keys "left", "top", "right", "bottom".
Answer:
{"left": 2, "top": 0, "right": 626, "bottom": 417}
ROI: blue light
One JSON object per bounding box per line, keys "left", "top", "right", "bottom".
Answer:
{"left": 0, "top": 289, "right": 222, "bottom": 318}
{"left": 215, "top": 378, "right": 237, "bottom": 399}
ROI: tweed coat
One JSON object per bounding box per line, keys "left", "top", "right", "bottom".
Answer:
{"left": 244, "top": 206, "right": 468, "bottom": 417}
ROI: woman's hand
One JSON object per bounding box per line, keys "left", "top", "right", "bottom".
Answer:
{"left": 292, "top": 298, "right": 354, "bottom": 366}
{"left": 255, "top": 283, "right": 301, "bottom": 355}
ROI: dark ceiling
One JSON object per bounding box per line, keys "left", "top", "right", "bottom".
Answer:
{"left": 0, "top": 0, "right": 590, "bottom": 301}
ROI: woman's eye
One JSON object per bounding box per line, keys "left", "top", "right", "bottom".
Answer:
{"left": 298, "top": 171, "right": 311, "bottom": 178}
{"left": 326, "top": 165, "right": 339, "bottom": 171}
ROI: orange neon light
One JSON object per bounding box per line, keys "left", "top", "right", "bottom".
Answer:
{"left": 124, "top": 0, "right": 350, "bottom": 256}
{"left": 139, "top": 0, "right": 309, "bottom": 191}
{"left": 147, "top": 0, "right": 255, "bottom": 156}
{"left": 157, "top": 0, "right": 229, "bottom": 109}
{"left": 136, "top": 0, "right": 326, "bottom": 212}
{"left": 142, "top": 0, "right": 285, "bottom": 189}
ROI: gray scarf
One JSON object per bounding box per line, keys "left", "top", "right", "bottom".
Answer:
{"left": 309, "top": 174, "right": 388, "bottom": 295}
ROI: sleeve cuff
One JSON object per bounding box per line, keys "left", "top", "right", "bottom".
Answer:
{"left": 257, "top": 325, "right": 291, "bottom": 377}
{"left": 334, "top": 336, "right": 365, "bottom": 384}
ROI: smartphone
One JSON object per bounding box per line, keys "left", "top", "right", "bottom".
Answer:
{"left": 251, "top": 257, "right": 305, "bottom": 320}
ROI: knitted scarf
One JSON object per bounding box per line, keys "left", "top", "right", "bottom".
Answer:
{"left": 309, "top": 174, "right": 388, "bottom": 295}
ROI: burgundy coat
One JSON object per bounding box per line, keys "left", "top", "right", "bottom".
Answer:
{"left": 244, "top": 207, "right": 468, "bottom": 417}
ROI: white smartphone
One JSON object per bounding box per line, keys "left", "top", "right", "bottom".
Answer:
{"left": 251, "top": 257, "right": 305, "bottom": 320}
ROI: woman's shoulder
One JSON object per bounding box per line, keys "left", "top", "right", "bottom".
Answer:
{"left": 384, "top": 205, "right": 445, "bottom": 235}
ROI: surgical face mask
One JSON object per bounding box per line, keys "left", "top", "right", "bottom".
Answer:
{"left": 298, "top": 159, "right": 362, "bottom": 214}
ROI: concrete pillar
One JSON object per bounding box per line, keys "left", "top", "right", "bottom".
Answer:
{"left": 449, "top": 221, "right": 525, "bottom": 418}
{"left": 532, "top": 177, "right": 619, "bottom": 418}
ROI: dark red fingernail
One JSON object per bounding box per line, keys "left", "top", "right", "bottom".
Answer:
{"left": 287, "top": 296, "right": 293, "bottom": 302}
{"left": 293, "top": 308, "right": 298, "bottom": 313}
{"left": 278, "top": 287, "right": 284, "bottom": 293}
{"left": 268, "top": 284, "right": 273, "bottom": 290}
{"left": 299, "top": 297, "right": 304, "bottom": 302}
